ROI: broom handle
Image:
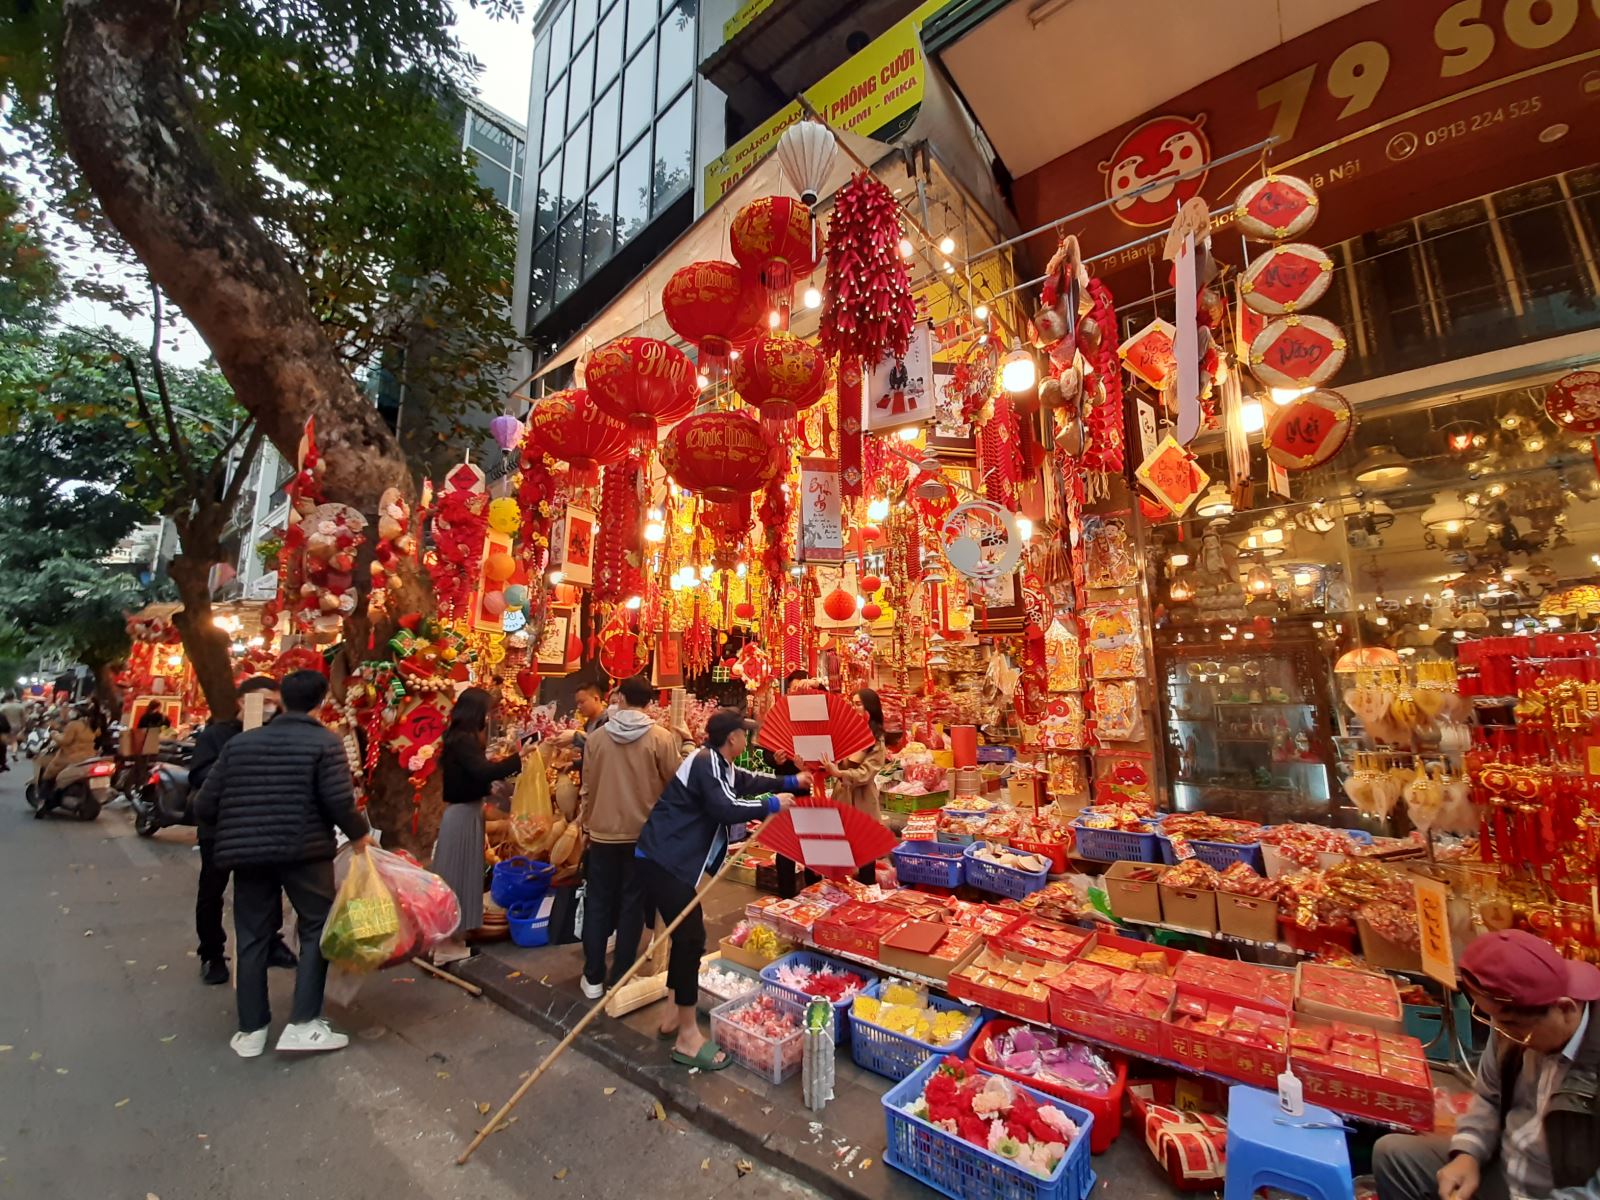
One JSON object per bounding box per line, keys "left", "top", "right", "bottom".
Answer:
{"left": 456, "top": 815, "right": 774, "bottom": 1166}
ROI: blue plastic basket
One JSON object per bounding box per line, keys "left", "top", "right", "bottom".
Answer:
{"left": 893, "top": 840, "right": 967, "bottom": 889}
{"left": 506, "top": 899, "right": 551, "bottom": 947}
{"left": 849, "top": 986, "right": 985, "bottom": 1081}
{"left": 759, "top": 951, "right": 878, "bottom": 1043}
{"left": 1158, "top": 835, "right": 1266, "bottom": 872}
{"left": 883, "top": 1056, "right": 1097, "bottom": 1200}
{"left": 963, "top": 843, "right": 1050, "bottom": 900}
{"left": 1069, "top": 813, "right": 1164, "bottom": 863}
{"left": 490, "top": 857, "right": 556, "bottom": 908}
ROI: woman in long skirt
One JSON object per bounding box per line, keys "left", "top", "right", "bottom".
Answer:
{"left": 432, "top": 687, "right": 520, "bottom": 963}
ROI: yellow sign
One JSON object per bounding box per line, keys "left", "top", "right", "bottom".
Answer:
{"left": 1414, "top": 876, "right": 1456, "bottom": 987}
{"left": 703, "top": 0, "right": 945, "bottom": 205}
{"left": 722, "top": 0, "right": 776, "bottom": 43}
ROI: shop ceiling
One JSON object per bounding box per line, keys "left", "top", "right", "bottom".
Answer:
{"left": 931, "top": 0, "right": 1375, "bottom": 178}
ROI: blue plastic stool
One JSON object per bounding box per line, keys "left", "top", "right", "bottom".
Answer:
{"left": 1224, "top": 1085, "right": 1354, "bottom": 1200}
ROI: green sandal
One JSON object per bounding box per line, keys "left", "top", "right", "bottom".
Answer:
{"left": 671, "top": 1040, "right": 733, "bottom": 1071}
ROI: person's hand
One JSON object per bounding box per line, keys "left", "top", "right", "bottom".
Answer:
{"left": 348, "top": 834, "right": 374, "bottom": 855}
{"left": 549, "top": 729, "right": 577, "bottom": 749}
{"left": 1436, "top": 1152, "right": 1480, "bottom": 1200}
{"left": 793, "top": 771, "right": 813, "bottom": 792}
{"left": 815, "top": 761, "right": 838, "bottom": 778}
{"left": 774, "top": 793, "right": 796, "bottom": 810}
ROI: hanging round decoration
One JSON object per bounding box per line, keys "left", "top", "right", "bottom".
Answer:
{"left": 1542, "top": 368, "right": 1600, "bottom": 434}
{"left": 1263, "top": 388, "right": 1355, "bottom": 470}
{"left": 661, "top": 260, "right": 765, "bottom": 376}
{"left": 583, "top": 336, "right": 699, "bottom": 445}
{"left": 939, "top": 500, "right": 1024, "bottom": 582}
{"left": 523, "top": 388, "right": 632, "bottom": 487}
{"left": 1249, "top": 315, "right": 1347, "bottom": 390}
{"left": 729, "top": 330, "right": 829, "bottom": 422}
{"left": 660, "top": 410, "right": 782, "bottom": 504}
{"left": 1233, "top": 174, "right": 1320, "bottom": 242}
{"left": 1239, "top": 243, "right": 1334, "bottom": 316}
{"left": 598, "top": 616, "right": 641, "bottom": 679}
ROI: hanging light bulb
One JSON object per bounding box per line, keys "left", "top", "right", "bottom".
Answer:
{"left": 897, "top": 425, "right": 920, "bottom": 442}
{"left": 939, "top": 235, "right": 956, "bottom": 255}
{"left": 867, "top": 497, "right": 890, "bottom": 521}
{"left": 803, "top": 286, "right": 822, "bottom": 309}
{"left": 735, "top": 562, "right": 748, "bottom": 578}
{"left": 699, "top": 564, "right": 714, "bottom": 580}
{"left": 643, "top": 520, "right": 665, "bottom": 543}
{"left": 1269, "top": 386, "right": 1312, "bottom": 406}
{"left": 1240, "top": 399, "right": 1266, "bottom": 434}
{"left": 767, "top": 310, "right": 781, "bottom": 329}
{"left": 941, "top": 260, "right": 955, "bottom": 275}
{"left": 1000, "top": 341, "right": 1037, "bottom": 393}
{"left": 898, "top": 237, "right": 914, "bottom": 258}
{"left": 548, "top": 569, "right": 564, "bottom": 585}
{"left": 1246, "top": 564, "right": 1275, "bottom": 597}
{"left": 695, "top": 372, "right": 710, "bottom": 390}
{"left": 973, "top": 304, "right": 989, "bottom": 322}
{"left": 1015, "top": 516, "right": 1033, "bottom": 541}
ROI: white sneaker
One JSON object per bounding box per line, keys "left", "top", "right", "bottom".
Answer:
{"left": 580, "top": 977, "right": 605, "bottom": 1000}
{"left": 275, "top": 1018, "right": 349, "bottom": 1053}
{"left": 230, "top": 1027, "right": 269, "bottom": 1059}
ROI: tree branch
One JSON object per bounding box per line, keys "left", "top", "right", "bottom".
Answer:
{"left": 120, "top": 357, "right": 174, "bottom": 463}
{"left": 219, "top": 421, "right": 266, "bottom": 512}
{"left": 147, "top": 279, "right": 193, "bottom": 485}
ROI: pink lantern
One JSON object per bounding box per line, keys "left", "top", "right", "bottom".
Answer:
{"left": 490, "top": 415, "right": 524, "bottom": 451}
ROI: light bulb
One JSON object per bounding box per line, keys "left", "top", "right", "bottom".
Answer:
{"left": 1000, "top": 342, "right": 1036, "bottom": 394}
{"left": 729, "top": 349, "right": 741, "bottom": 361}
{"left": 941, "top": 260, "right": 954, "bottom": 274}
{"left": 897, "top": 425, "right": 920, "bottom": 442}
{"left": 898, "top": 237, "right": 914, "bottom": 258}
{"left": 646, "top": 506, "right": 663, "bottom": 521}
{"left": 1016, "top": 516, "right": 1033, "bottom": 541}
{"left": 735, "top": 562, "right": 747, "bottom": 578}
{"left": 1269, "top": 386, "right": 1311, "bottom": 406}
{"left": 695, "top": 372, "right": 709, "bottom": 389}
{"left": 548, "top": 569, "right": 564, "bottom": 585}
{"left": 803, "top": 286, "right": 822, "bottom": 309}
{"left": 973, "top": 304, "right": 989, "bottom": 321}
{"left": 939, "top": 235, "right": 956, "bottom": 255}
{"left": 867, "top": 498, "right": 890, "bottom": 521}
{"left": 698, "top": 564, "right": 713, "bottom": 581}
{"left": 1169, "top": 553, "right": 1190, "bottom": 568}
{"left": 643, "top": 520, "right": 665, "bottom": 543}
{"left": 767, "top": 310, "right": 781, "bottom": 329}
{"left": 624, "top": 595, "right": 642, "bottom": 610}
{"left": 1241, "top": 400, "right": 1265, "bottom": 433}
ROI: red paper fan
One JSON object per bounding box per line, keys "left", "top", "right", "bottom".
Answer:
{"left": 756, "top": 692, "right": 875, "bottom": 765}
{"left": 757, "top": 798, "right": 898, "bottom": 876}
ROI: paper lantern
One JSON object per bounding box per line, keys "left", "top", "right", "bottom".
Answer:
{"left": 730, "top": 330, "right": 828, "bottom": 423}
{"left": 504, "top": 584, "right": 529, "bottom": 609}
{"left": 584, "top": 336, "right": 699, "bottom": 445}
{"left": 822, "top": 587, "right": 857, "bottom": 622}
{"left": 523, "top": 388, "right": 632, "bottom": 487}
{"left": 487, "top": 496, "right": 521, "bottom": 535}
{"left": 1335, "top": 646, "right": 1401, "bottom": 672}
{"left": 731, "top": 196, "right": 820, "bottom": 311}
{"left": 662, "top": 260, "right": 764, "bottom": 377}
{"left": 481, "top": 590, "right": 507, "bottom": 616}
{"left": 660, "top": 411, "right": 781, "bottom": 504}
{"left": 515, "top": 667, "right": 541, "bottom": 698}
{"left": 484, "top": 550, "right": 516, "bottom": 582}
{"left": 861, "top": 601, "right": 883, "bottom": 622}
{"left": 777, "top": 119, "right": 836, "bottom": 207}
{"left": 734, "top": 601, "right": 756, "bottom": 620}
{"left": 490, "top": 414, "right": 523, "bottom": 451}
{"left": 860, "top": 574, "right": 882, "bottom": 594}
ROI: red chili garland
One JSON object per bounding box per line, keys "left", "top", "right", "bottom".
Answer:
{"left": 820, "top": 172, "right": 916, "bottom": 366}
{"left": 426, "top": 473, "right": 488, "bottom": 618}
{"left": 1081, "top": 278, "right": 1125, "bottom": 479}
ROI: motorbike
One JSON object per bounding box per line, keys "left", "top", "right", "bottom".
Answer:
{"left": 22, "top": 726, "right": 50, "bottom": 758}
{"left": 130, "top": 738, "right": 195, "bottom": 838}
{"left": 26, "top": 744, "right": 117, "bottom": 821}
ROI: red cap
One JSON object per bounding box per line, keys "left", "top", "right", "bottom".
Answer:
{"left": 1459, "top": 930, "right": 1600, "bottom": 1007}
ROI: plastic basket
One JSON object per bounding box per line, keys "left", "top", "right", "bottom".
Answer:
{"left": 759, "top": 951, "right": 878, "bottom": 1043}
{"left": 698, "top": 956, "right": 762, "bottom": 1015}
{"left": 1069, "top": 815, "right": 1164, "bottom": 863}
{"left": 893, "top": 840, "right": 967, "bottom": 889}
{"left": 963, "top": 843, "right": 1050, "bottom": 900}
{"left": 968, "top": 1019, "right": 1126, "bottom": 1155}
{"left": 849, "top": 985, "right": 985, "bottom": 1082}
{"left": 709, "top": 992, "right": 806, "bottom": 1084}
{"left": 883, "top": 1056, "right": 1097, "bottom": 1200}
{"left": 506, "top": 900, "right": 550, "bottom": 948}
{"left": 1012, "top": 836, "right": 1070, "bottom": 876}
{"left": 489, "top": 857, "right": 557, "bottom": 908}
{"left": 1261, "top": 829, "right": 1375, "bottom": 879}
{"left": 1158, "top": 835, "right": 1265, "bottom": 873}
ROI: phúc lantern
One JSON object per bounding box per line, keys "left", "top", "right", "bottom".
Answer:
{"left": 662, "top": 260, "right": 764, "bottom": 378}
{"left": 584, "top": 336, "right": 699, "bottom": 447}
{"left": 660, "top": 410, "right": 782, "bottom": 505}
{"left": 731, "top": 196, "right": 821, "bottom": 315}
{"left": 522, "top": 388, "right": 632, "bottom": 488}
{"left": 730, "top": 330, "right": 828, "bottom": 425}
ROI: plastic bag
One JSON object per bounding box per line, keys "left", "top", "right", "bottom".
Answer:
{"left": 321, "top": 850, "right": 401, "bottom": 972}
{"left": 370, "top": 846, "right": 462, "bottom": 963}
{"left": 510, "top": 749, "right": 552, "bottom": 821}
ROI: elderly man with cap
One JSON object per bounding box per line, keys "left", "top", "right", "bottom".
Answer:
{"left": 1375, "top": 929, "right": 1600, "bottom": 1200}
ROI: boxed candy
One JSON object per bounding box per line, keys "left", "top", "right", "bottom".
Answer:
{"left": 1173, "top": 956, "right": 1293, "bottom": 1014}
{"left": 812, "top": 902, "right": 909, "bottom": 960}
{"left": 1047, "top": 963, "right": 1176, "bottom": 1055}
{"left": 1290, "top": 1019, "right": 1432, "bottom": 1131}
{"left": 879, "top": 921, "right": 982, "bottom": 983}
{"left": 996, "top": 918, "right": 1092, "bottom": 964}
{"left": 1296, "top": 962, "right": 1404, "bottom": 1034}
{"left": 1166, "top": 997, "right": 1288, "bottom": 1088}
{"left": 949, "top": 948, "right": 1056, "bottom": 1025}
{"left": 946, "top": 899, "right": 1025, "bottom": 937}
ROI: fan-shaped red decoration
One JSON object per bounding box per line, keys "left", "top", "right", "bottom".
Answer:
{"left": 662, "top": 260, "right": 764, "bottom": 377}
{"left": 523, "top": 389, "right": 631, "bottom": 487}
{"left": 660, "top": 411, "right": 782, "bottom": 504}
{"left": 730, "top": 196, "right": 821, "bottom": 312}
{"left": 757, "top": 798, "right": 897, "bottom": 877}
{"left": 584, "top": 337, "right": 699, "bottom": 446}
{"left": 757, "top": 691, "right": 876, "bottom": 765}
{"left": 730, "top": 330, "right": 829, "bottom": 423}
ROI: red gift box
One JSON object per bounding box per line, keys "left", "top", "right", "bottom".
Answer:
{"left": 994, "top": 917, "right": 1091, "bottom": 963}
{"left": 1291, "top": 1019, "right": 1432, "bottom": 1131}
{"left": 947, "top": 947, "right": 1054, "bottom": 1024}
{"left": 1166, "top": 997, "right": 1288, "bottom": 1089}
{"left": 1173, "top": 955, "right": 1293, "bottom": 1013}
{"left": 811, "top": 902, "right": 907, "bottom": 959}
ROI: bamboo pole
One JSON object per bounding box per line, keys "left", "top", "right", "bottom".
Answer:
{"left": 455, "top": 816, "right": 773, "bottom": 1166}
{"left": 411, "top": 956, "right": 485, "bottom": 996}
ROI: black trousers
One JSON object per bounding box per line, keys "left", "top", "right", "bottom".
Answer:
{"left": 582, "top": 841, "right": 648, "bottom": 989}
{"left": 637, "top": 857, "right": 704, "bottom": 1008}
{"left": 232, "top": 860, "right": 335, "bottom": 1033}
{"left": 196, "top": 835, "right": 287, "bottom": 960}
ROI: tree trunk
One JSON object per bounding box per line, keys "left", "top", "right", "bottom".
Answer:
{"left": 167, "top": 547, "right": 239, "bottom": 723}
{"left": 57, "top": 0, "right": 437, "bottom": 846}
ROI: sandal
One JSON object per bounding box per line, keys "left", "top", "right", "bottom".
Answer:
{"left": 670, "top": 1040, "right": 733, "bottom": 1071}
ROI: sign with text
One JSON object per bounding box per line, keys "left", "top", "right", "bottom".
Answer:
{"left": 1414, "top": 875, "right": 1456, "bottom": 987}
{"left": 798, "top": 457, "right": 844, "bottom": 563}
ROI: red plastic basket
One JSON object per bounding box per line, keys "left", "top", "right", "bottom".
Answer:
{"left": 1012, "top": 836, "right": 1070, "bottom": 875}
{"left": 968, "top": 1019, "right": 1125, "bottom": 1154}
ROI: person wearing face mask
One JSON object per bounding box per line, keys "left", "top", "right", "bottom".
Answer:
{"left": 191, "top": 675, "right": 295, "bottom": 986}
{"left": 1374, "top": 930, "right": 1600, "bottom": 1200}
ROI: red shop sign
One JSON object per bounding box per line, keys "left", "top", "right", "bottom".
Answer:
{"left": 1543, "top": 369, "right": 1600, "bottom": 435}
{"left": 1250, "top": 315, "right": 1347, "bottom": 390}
{"left": 1240, "top": 243, "right": 1333, "bottom": 316}
{"left": 1264, "top": 389, "right": 1355, "bottom": 470}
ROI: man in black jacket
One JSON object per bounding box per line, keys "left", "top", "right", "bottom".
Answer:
{"left": 634, "top": 709, "right": 806, "bottom": 1071}
{"left": 190, "top": 675, "right": 295, "bottom": 985}
{"left": 196, "top": 669, "right": 371, "bottom": 1058}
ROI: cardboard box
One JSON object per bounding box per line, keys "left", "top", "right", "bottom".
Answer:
{"left": 1291, "top": 1018, "right": 1433, "bottom": 1131}
{"left": 1295, "top": 962, "right": 1404, "bottom": 1034}
{"left": 1217, "top": 891, "right": 1280, "bottom": 943}
{"left": 1159, "top": 883, "right": 1219, "bottom": 934}
{"left": 1357, "top": 917, "right": 1424, "bottom": 974}
{"left": 878, "top": 922, "right": 982, "bottom": 982}
{"left": 1104, "top": 859, "right": 1164, "bottom": 924}
{"left": 718, "top": 935, "right": 787, "bottom": 973}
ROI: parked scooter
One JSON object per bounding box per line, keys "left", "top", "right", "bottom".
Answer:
{"left": 26, "top": 745, "right": 116, "bottom": 821}
{"left": 130, "top": 738, "right": 195, "bottom": 838}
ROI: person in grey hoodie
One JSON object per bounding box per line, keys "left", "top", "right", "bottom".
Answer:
{"left": 576, "top": 675, "right": 683, "bottom": 999}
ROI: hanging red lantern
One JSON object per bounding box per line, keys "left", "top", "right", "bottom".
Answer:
{"left": 702, "top": 497, "right": 754, "bottom": 568}
{"left": 730, "top": 330, "right": 829, "bottom": 424}
{"left": 822, "top": 587, "right": 857, "bottom": 622}
{"left": 523, "top": 389, "right": 632, "bottom": 487}
{"left": 860, "top": 573, "right": 882, "bottom": 594}
{"left": 734, "top": 601, "right": 756, "bottom": 621}
{"left": 660, "top": 411, "right": 782, "bottom": 504}
{"left": 730, "top": 196, "right": 821, "bottom": 314}
{"left": 861, "top": 602, "right": 883, "bottom": 622}
{"left": 662, "top": 260, "right": 764, "bottom": 378}
{"left": 515, "top": 667, "right": 541, "bottom": 698}
{"left": 584, "top": 336, "right": 699, "bottom": 447}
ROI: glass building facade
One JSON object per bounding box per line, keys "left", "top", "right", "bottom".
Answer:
{"left": 462, "top": 102, "right": 527, "bottom": 212}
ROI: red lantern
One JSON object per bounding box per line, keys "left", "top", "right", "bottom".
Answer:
{"left": 822, "top": 587, "right": 857, "bottom": 622}
{"left": 584, "top": 336, "right": 699, "bottom": 446}
{"left": 730, "top": 196, "right": 820, "bottom": 313}
{"left": 861, "top": 602, "right": 883, "bottom": 622}
{"left": 860, "top": 574, "right": 882, "bottom": 594}
{"left": 730, "top": 331, "right": 829, "bottom": 424}
{"left": 516, "top": 668, "right": 541, "bottom": 698}
{"left": 662, "top": 260, "right": 764, "bottom": 377}
{"left": 523, "top": 389, "right": 632, "bottom": 487}
{"left": 661, "top": 411, "right": 782, "bottom": 504}
{"left": 734, "top": 601, "right": 756, "bottom": 620}
{"left": 702, "top": 497, "right": 754, "bottom": 568}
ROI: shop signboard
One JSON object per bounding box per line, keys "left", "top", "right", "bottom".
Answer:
{"left": 1011, "top": 3, "right": 1600, "bottom": 276}
{"left": 722, "top": 0, "right": 776, "bottom": 43}
{"left": 1414, "top": 875, "right": 1456, "bottom": 986}
{"left": 703, "top": 0, "right": 946, "bottom": 204}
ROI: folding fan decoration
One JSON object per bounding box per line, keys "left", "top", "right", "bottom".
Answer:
{"left": 758, "top": 798, "right": 898, "bottom": 878}
{"left": 756, "top": 691, "right": 875, "bottom": 765}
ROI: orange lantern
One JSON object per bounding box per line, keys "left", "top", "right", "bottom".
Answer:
{"left": 523, "top": 388, "right": 632, "bottom": 487}
{"left": 661, "top": 411, "right": 781, "bottom": 505}
{"left": 730, "top": 330, "right": 829, "bottom": 424}
{"left": 730, "top": 196, "right": 820, "bottom": 313}
{"left": 484, "top": 550, "right": 516, "bottom": 582}
{"left": 584, "top": 336, "right": 699, "bottom": 447}
{"left": 822, "top": 587, "right": 857, "bottom": 622}
{"left": 662, "top": 260, "right": 764, "bottom": 377}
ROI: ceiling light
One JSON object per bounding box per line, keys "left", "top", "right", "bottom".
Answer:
{"left": 1196, "top": 483, "right": 1234, "bottom": 518}
{"left": 803, "top": 286, "right": 822, "bottom": 310}
{"left": 1522, "top": 435, "right": 1545, "bottom": 453}
{"left": 1354, "top": 445, "right": 1410, "bottom": 484}
{"left": 1293, "top": 570, "right": 1314, "bottom": 586}
{"left": 1499, "top": 413, "right": 1522, "bottom": 430}
{"left": 735, "top": 561, "right": 748, "bottom": 577}
{"left": 695, "top": 372, "right": 709, "bottom": 389}
{"left": 1000, "top": 341, "right": 1037, "bottom": 393}
{"left": 1422, "top": 490, "right": 1472, "bottom": 533}
{"left": 898, "top": 237, "right": 915, "bottom": 258}
{"left": 1241, "top": 400, "right": 1265, "bottom": 434}
{"left": 624, "top": 595, "right": 642, "bottom": 610}
{"left": 973, "top": 304, "right": 989, "bottom": 321}
{"left": 938, "top": 235, "right": 956, "bottom": 255}
{"left": 767, "top": 310, "right": 782, "bottom": 329}
{"left": 1269, "top": 386, "right": 1311, "bottom": 406}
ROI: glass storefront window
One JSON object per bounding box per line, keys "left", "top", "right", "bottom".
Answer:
{"left": 596, "top": 3, "right": 625, "bottom": 90}
{"left": 568, "top": 36, "right": 595, "bottom": 132}
{"left": 573, "top": 0, "right": 599, "bottom": 40}
{"left": 656, "top": 1, "right": 695, "bottom": 110}
{"left": 535, "top": 157, "right": 560, "bottom": 242}
{"left": 652, "top": 87, "right": 691, "bottom": 214}
{"left": 620, "top": 40, "right": 654, "bottom": 147}
{"left": 591, "top": 82, "right": 620, "bottom": 184}
{"left": 615, "top": 135, "right": 650, "bottom": 246}
{"left": 530, "top": 238, "right": 557, "bottom": 319}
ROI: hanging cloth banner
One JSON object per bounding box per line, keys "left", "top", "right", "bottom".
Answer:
{"left": 865, "top": 321, "right": 935, "bottom": 432}
{"left": 838, "top": 359, "right": 864, "bottom": 497}
{"left": 798, "top": 457, "right": 845, "bottom": 563}
{"left": 1164, "top": 198, "right": 1211, "bottom": 446}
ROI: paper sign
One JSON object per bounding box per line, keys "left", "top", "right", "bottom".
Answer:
{"left": 1414, "top": 876, "right": 1456, "bottom": 986}
{"left": 865, "top": 322, "right": 934, "bottom": 432}
{"left": 799, "top": 837, "right": 858, "bottom": 868}
{"left": 792, "top": 733, "right": 837, "bottom": 761}
{"left": 798, "top": 458, "right": 844, "bottom": 563}
{"left": 242, "top": 691, "right": 267, "bottom": 732}
{"left": 790, "top": 807, "right": 847, "bottom": 837}
{"left": 560, "top": 505, "right": 597, "bottom": 586}
{"left": 786, "top": 694, "right": 830, "bottom": 722}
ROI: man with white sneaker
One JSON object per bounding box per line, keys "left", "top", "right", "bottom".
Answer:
{"left": 196, "top": 669, "right": 372, "bottom": 1058}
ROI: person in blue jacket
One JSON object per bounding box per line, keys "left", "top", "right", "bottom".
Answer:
{"left": 634, "top": 708, "right": 809, "bottom": 1071}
